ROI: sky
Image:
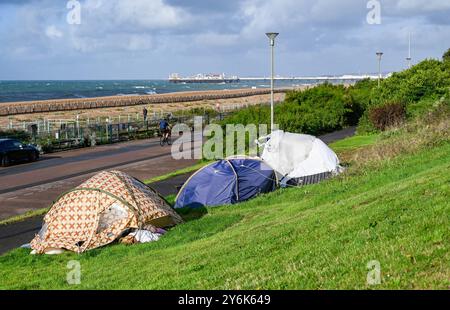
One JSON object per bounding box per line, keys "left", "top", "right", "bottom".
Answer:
{"left": 0, "top": 0, "right": 449, "bottom": 80}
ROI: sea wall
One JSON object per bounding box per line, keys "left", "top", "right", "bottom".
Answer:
{"left": 0, "top": 88, "right": 288, "bottom": 116}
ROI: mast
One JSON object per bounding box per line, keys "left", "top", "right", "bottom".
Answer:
{"left": 406, "top": 32, "right": 412, "bottom": 69}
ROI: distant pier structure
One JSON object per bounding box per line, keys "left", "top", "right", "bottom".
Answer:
{"left": 169, "top": 73, "right": 240, "bottom": 84}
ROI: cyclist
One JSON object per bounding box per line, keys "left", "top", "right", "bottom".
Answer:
{"left": 159, "top": 118, "right": 171, "bottom": 141}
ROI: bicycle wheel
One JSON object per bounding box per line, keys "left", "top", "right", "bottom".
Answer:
{"left": 160, "top": 135, "right": 165, "bottom": 146}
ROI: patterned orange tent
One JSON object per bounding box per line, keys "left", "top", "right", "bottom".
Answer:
{"left": 31, "top": 170, "right": 182, "bottom": 254}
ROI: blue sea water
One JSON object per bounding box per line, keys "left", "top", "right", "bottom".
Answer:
{"left": 0, "top": 79, "right": 327, "bottom": 103}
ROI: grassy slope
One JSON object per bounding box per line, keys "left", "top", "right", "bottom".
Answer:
{"left": 1, "top": 139, "right": 448, "bottom": 289}
{"left": 329, "top": 135, "right": 379, "bottom": 153}
{"left": 143, "top": 161, "right": 209, "bottom": 184}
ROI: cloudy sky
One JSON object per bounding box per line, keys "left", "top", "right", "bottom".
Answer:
{"left": 0, "top": 0, "right": 449, "bottom": 80}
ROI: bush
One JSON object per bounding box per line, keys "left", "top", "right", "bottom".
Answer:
{"left": 368, "top": 102, "right": 406, "bottom": 131}
{"left": 357, "top": 50, "right": 450, "bottom": 132}
{"left": 406, "top": 97, "right": 438, "bottom": 119}
{"left": 371, "top": 59, "right": 450, "bottom": 106}
{"left": 345, "top": 79, "right": 378, "bottom": 125}
{"left": 443, "top": 48, "right": 450, "bottom": 63}
{"left": 223, "top": 49, "right": 450, "bottom": 137}
{"left": 350, "top": 101, "right": 450, "bottom": 170}
{"left": 355, "top": 112, "right": 377, "bottom": 134}
{"left": 222, "top": 83, "right": 360, "bottom": 136}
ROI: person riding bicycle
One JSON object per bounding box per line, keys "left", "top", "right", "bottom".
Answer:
{"left": 159, "top": 118, "right": 171, "bottom": 140}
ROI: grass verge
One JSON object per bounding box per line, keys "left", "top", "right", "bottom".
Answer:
{"left": 1, "top": 105, "right": 447, "bottom": 289}
{"left": 1, "top": 138, "right": 448, "bottom": 289}
{"left": 329, "top": 134, "right": 379, "bottom": 153}
{"left": 144, "top": 161, "right": 210, "bottom": 184}
{"left": 0, "top": 208, "right": 49, "bottom": 226}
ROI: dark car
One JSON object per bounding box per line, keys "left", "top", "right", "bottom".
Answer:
{"left": 0, "top": 139, "right": 40, "bottom": 167}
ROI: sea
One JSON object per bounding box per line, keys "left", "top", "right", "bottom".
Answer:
{"left": 0, "top": 79, "right": 340, "bottom": 103}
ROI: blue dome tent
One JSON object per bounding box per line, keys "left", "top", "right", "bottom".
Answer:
{"left": 174, "top": 157, "right": 277, "bottom": 209}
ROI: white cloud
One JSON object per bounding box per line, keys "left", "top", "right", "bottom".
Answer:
{"left": 395, "top": 0, "right": 450, "bottom": 11}
{"left": 1, "top": 0, "right": 450, "bottom": 79}
{"left": 114, "top": 0, "right": 190, "bottom": 29}
{"left": 45, "top": 25, "right": 63, "bottom": 39}
{"left": 60, "top": 0, "right": 193, "bottom": 53}
{"left": 81, "top": 0, "right": 191, "bottom": 32}
{"left": 194, "top": 32, "right": 239, "bottom": 47}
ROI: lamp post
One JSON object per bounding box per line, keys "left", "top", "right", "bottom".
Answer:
{"left": 266, "top": 32, "right": 279, "bottom": 133}
{"left": 376, "top": 52, "right": 383, "bottom": 87}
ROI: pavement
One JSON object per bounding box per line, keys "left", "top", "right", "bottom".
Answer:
{"left": 0, "top": 126, "right": 355, "bottom": 255}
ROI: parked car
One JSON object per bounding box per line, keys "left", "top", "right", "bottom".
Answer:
{"left": 0, "top": 139, "right": 40, "bottom": 167}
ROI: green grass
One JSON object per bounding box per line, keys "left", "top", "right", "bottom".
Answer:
{"left": 1, "top": 140, "right": 448, "bottom": 289}
{"left": 165, "top": 194, "right": 176, "bottom": 206}
{"left": 0, "top": 208, "right": 49, "bottom": 226}
{"left": 329, "top": 134, "right": 379, "bottom": 153}
{"left": 144, "top": 161, "right": 210, "bottom": 184}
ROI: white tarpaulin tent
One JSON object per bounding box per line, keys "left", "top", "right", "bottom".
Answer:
{"left": 257, "top": 130, "right": 342, "bottom": 186}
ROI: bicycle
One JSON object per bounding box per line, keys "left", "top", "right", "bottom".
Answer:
{"left": 159, "top": 129, "right": 172, "bottom": 146}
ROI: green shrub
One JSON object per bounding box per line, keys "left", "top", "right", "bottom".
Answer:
{"left": 406, "top": 97, "right": 438, "bottom": 119}
{"left": 355, "top": 112, "right": 377, "bottom": 134}
{"left": 371, "top": 59, "right": 450, "bottom": 105}
{"left": 222, "top": 83, "right": 360, "bottom": 136}
{"left": 223, "top": 49, "right": 450, "bottom": 137}
{"left": 443, "top": 48, "right": 450, "bottom": 63}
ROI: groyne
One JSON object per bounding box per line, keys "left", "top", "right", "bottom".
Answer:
{"left": 0, "top": 88, "right": 289, "bottom": 116}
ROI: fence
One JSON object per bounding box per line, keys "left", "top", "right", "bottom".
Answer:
{"left": 1, "top": 111, "right": 223, "bottom": 152}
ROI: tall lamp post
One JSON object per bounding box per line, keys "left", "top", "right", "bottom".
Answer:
{"left": 266, "top": 32, "right": 279, "bottom": 133}
{"left": 376, "top": 52, "right": 383, "bottom": 87}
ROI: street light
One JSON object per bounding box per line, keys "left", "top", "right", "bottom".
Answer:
{"left": 266, "top": 32, "right": 279, "bottom": 133}
{"left": 376, "top": 52, "right": 383, "bottom": 87}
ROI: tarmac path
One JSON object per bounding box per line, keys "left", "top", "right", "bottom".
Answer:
{"left": 0, "top": 127, "right": 355, "bottom": 255}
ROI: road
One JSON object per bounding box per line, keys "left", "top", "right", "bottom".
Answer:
{"left": 0, "top": 136, "right": 197, "bottom": 220}
{"left": 0, "top": 127, "right": 356, "bottom": 255}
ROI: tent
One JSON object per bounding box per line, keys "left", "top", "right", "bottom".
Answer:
{"left": 257, "top": 130, "right": 342, "bottom": 186}
{"left": 30, "top": 170, "right": 182, "bottom": 254}
{"left": 174, "top": 156, "right": 277, "bottom": 209}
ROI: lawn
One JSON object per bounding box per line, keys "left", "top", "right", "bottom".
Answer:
{"left": 143, "top": 161, "right": 210, "bottom": 184}
{"left": 329, "top": 134, "right": 379, "bottom": 153}
{"left": 0, "top": 137, "right": 448, "bottom": 289}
